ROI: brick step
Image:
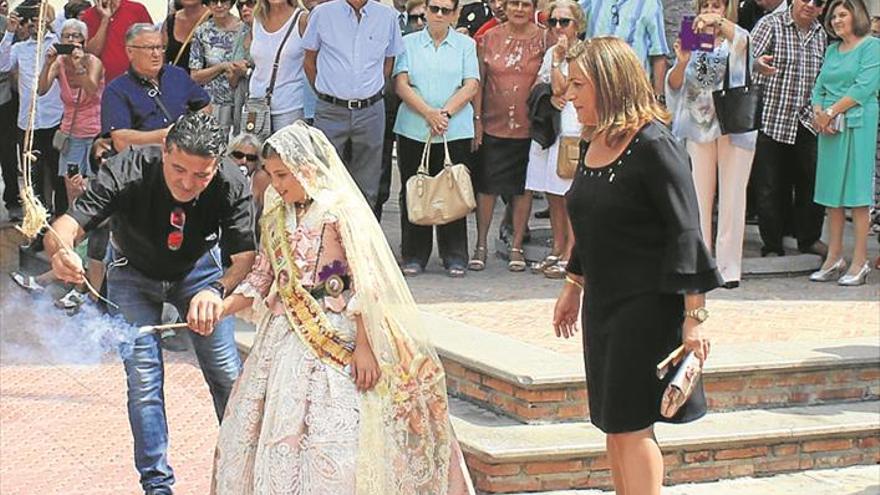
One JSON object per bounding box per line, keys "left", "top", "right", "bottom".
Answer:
{"left": 449, "top": 398, "right": 880, "bottom": 494}
{"left": 524, "top": 464, "right": 880, "bottom": 495}
{"left": 427, "top": 314, "right": 880, "bottom": 423}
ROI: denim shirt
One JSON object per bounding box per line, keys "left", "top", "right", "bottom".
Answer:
{"left": 665, "top": 25, "right": 757, "bottom": 151}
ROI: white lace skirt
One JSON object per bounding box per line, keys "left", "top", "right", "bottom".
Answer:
{"left": 212, "top": 312, "right": 360, "bottom": 495}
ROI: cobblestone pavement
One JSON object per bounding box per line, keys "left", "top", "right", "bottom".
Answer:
{"left": 1, "top": 176, "right": 878, "bottom": 494}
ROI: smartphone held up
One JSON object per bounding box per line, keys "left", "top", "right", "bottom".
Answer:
{"left": 680, "top": 15, "right": 715, "bottom": 52}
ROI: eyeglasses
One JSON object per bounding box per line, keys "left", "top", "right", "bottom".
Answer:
{"left": 427, "top": 5, "right": 454, "bottom": 15}
{"left": 230, "top": 150, "right": 259, "bottom": 162}
{"left": 610, "top": 1, "right": 619, "bottom": 27}
{"left": 410, "top": 13, "right": 427, "bottom": 22}
{"left": 237, "top": 0, "right": 255, "bottom": 7}
{"left": 205, "top": 0, "right": 231, "bottom": 5}
{"left": 547, "top": 17, "right": 573, "bottom": 27}
{"left": 167, "top": 207, "right": 185, "bottom": 251}
{"left": 804, "top": 0, "right": 825, "bottom": 6}
{"left": 61, "top": 32, "right": 85, "bottom": 40}
{"left": 128, "top": 44, "right": 165, "bottom": 53}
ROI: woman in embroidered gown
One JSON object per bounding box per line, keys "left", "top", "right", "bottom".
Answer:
{"left": 212, "top": 121, "right": 474, "bottom": 495}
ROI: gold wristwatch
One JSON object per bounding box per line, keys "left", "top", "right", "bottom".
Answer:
{"left": 684, "top": 307, "right": 709, "bottom": 323}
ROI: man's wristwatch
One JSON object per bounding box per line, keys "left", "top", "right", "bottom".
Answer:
{"left": 207, "top": 281, "right": 227, "bottom": 299}
{"left": 684, "top": 307, "right": 709, "bottom": 323}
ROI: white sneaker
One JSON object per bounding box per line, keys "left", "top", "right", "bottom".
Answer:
{"left": 55, "top": 289, "right": 87, "bottom": 310}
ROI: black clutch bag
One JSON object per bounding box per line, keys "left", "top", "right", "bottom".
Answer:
{"left": 712, "top": 38, "right": 763, "bottom": 135}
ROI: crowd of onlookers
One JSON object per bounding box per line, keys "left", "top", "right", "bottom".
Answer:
{"left": 0, "top": 0, "right": 878, "bottom": 302}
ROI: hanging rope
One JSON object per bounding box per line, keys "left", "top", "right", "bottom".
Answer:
{"left": 16, "top": 1, "right": 117, "bottom": 309}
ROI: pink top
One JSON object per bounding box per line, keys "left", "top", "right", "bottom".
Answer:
{"left": 479, "top": 23, "right": 547, "bottom": 139}
{"left": 58, "top": 57, "right": 104, "bottom": 138}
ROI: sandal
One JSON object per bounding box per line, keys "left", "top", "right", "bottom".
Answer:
{"left": 543, "top": 260, "right": 568, "bottom": 279}
{"left": 401, "top": 262, "right": 423, "bottom": 277}
{"left": 508, "top": 248, "right": 526, "bottom": 272}
{"left": 468, "top": 246, "right": 487, "bottom": 271}
{"left": 531, "top": 254, "right": 560, "bottom": 274}
{"left": 447, "top": 263, "right": 467, "bottom": 278}
{"left": 9, "top": 271, "right": 45, "bottom": 293}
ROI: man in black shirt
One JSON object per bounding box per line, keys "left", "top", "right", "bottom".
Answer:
{"left": 46, "top": 112, "right": 255, "bottom": 495}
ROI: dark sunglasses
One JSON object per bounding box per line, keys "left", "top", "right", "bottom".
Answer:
{"left": 205, "top": 0, "right": 231, "bottom": 5}
{"left": 427, "top": 5, "right": 455, "bottom": 15}
{"left": 167, "top": 207, "right": 185, "bottom": 251}
{"left": 410, "top": 13, "right": 427, "bottom": 22}
{"left": 231, "top": 150, "right": 259, "bottom": 162}
{"left": 547, "top": 17, "right": 573, "bottom": 27}
{"left": 237, "top": 0, "right": 255, "bottom": 7}
{"left": 804, "top": 0, "right": 825, "bottom": 6}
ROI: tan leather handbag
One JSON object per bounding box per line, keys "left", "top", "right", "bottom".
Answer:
{"left": 405, "top": 134, "right": 476, "bottom": 226}
{"left": 556, "top": 136, "right": 581, "bottom": 179}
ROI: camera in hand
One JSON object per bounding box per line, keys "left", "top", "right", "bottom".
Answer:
{"left": 680, "top": 15, "right": 715, "bottom": 52}
{"left": 67, "top": 163, "right": 79, "bottom": 178}
{"left": 54, "top": 43, "right": 76, "bottom": 55}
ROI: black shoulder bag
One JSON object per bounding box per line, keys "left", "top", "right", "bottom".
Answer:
{"left": 712, "top": 38, "right": 764, "bottom": 135}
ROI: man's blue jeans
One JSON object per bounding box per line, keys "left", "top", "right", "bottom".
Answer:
{"left": 106, "top": 245, "right": 242, "bottom": 492}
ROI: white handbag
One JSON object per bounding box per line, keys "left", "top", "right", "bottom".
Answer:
{"left": 405, "top": 134, "right": 476, "bottom": 226}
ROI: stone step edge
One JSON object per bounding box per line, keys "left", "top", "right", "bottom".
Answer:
{"left": 420, "top": 313, "right": 879, "bottom": 389}
{"left": 233, "top": 315, "right": 880, "bottom": 390}
{"left": 450, "top": 401, "right": 880, "bottom": 464}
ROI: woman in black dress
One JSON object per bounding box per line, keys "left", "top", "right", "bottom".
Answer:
{"left": 553, "top": 37, "right": 722, "bottom": 495}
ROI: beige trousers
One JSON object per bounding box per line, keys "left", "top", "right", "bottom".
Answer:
{"left": 686, "top": 136, "right": 755, "bottom": 283}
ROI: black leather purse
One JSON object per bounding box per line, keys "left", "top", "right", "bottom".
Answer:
{"left": 712, "top": 38, "right": 763, "bottom": 135}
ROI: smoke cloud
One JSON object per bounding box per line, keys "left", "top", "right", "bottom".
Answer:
{"left": 0, "top": 286, "right": 138, "bottom": 365}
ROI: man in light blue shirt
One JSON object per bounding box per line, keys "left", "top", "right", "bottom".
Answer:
{"left": 580, "top": 0, "right": 669, "bottom": 97}
{"left": 0, "top": 7, "right": 66, "bottom": 214}
{"left": 302, "top": 0, "right": 405, "bottom": 211}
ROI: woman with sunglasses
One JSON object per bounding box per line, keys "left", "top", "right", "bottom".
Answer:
{"left": 394, "top": 0, "right": 479, "bottom": 277}
{"left": 189, "top": 0, "right": 246, "bottom": 138}
{"left": 523, "top": 0, "right": 584, "bottom": 280}
{"left": 470, "top": 0, "right": 546, "bottom": 272}
{"left": 227, "top": 132, "right": 270, "bottom": 215}
{"left": 405, "top": 0, "right": 428, "bottom": 32}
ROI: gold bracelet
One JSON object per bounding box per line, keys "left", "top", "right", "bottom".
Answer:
{"left": 564, "top": 275, "right": 584, "bottom": 291}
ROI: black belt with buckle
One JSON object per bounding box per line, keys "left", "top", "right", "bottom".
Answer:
{"left": 317, "top": 91, "right": 384, "bottom": 110}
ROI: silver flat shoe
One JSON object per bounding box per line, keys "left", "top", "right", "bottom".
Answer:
{"left": 838, "top": 261, "right": 871, "bottom": 286}
{"left": 809, "top": 258, "right": 847, "bottom": 282}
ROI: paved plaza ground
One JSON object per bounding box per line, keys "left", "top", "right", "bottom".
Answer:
{"left": 1, "top": 184, "right": 878, "bottom": 493}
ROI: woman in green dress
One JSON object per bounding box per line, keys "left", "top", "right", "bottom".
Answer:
{"left": 810, "top": 0, "right": 880, "bottom": 286}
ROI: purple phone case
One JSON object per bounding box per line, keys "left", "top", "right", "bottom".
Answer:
{"left": 680, "top": 16, "right": 715, "bottom": 52}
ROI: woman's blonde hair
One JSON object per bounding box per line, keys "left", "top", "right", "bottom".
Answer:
{"left": 825, "top": 0, "right": 872, "bottom": 37}
{"left": 546, "top": 0, "right": 586, "bottom": 35}
{"left": 568, "top": 37, "right": 669, "bottom": 144}
{"left": 694, "top": 0, "right": 738, "bottom": 24}
{"left": 254, "top": 0, "right": 297, "bottom": 21}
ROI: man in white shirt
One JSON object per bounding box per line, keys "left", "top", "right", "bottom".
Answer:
{"left": 0, "top": 2, "right": 66, "bottom": 215}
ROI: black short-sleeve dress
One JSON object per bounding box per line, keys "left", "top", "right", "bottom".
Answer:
{"left": 565, "top": 121, "right": 723, "bottom": 434}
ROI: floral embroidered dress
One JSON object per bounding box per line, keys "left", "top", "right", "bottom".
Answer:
{"left": 212, "top": 205, "right": 364, "bottom": 493}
